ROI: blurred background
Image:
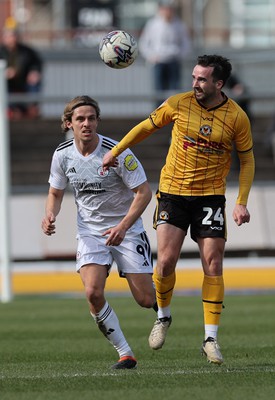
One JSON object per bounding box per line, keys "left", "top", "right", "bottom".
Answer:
{"left": 1, "top": 0, "right": 275, "bottom": 297}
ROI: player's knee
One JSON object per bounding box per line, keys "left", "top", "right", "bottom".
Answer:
{"left": 156, "top": 255, "right": 177, "bottom": 276}
{"left": 135, "top": 293, "right": 156, "bottom": 309}
{"left": 204, "top": 257, "right": 223, "bottom": 276}
{"left": 85, "top": 286, "right": 104, "bottom": 305}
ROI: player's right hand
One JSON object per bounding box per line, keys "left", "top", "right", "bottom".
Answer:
{"left": 41, "top": 213, "right": 56, "bottom": 236}
{"left": 102, "top": 150, "right": 118, "bottom": 171}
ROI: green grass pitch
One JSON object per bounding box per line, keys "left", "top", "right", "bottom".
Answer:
{"left": 0, "top": 293, "right": 274, "bottom": 400}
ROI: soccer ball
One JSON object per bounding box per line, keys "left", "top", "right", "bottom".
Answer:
{"left": 99, "top": 30, "right": 138, "bottom": 69}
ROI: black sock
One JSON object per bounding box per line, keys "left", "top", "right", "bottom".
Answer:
{"left": 153, "top": 301, "right": 158, "bottom": 312}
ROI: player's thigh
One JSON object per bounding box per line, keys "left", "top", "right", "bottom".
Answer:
{"left": 79, "top": 263, "right": 108, "bottom": 293}
{"left": 156, "top": 223, "right": 186, "bottom": 268}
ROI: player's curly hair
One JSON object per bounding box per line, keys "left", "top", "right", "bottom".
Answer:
{"left": 197, "top": 55, "right": 232, "bottom": 87}
{"left": 61, "top": 95, "right": 101, "bottom": 133}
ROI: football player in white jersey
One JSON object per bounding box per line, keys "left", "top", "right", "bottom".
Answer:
{"left": 41, "top": 96, "right": 157, "bottom": 370}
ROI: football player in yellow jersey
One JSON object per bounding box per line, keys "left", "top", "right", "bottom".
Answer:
{"left": 102, "top": 55, "right": 255, "bottom": 365}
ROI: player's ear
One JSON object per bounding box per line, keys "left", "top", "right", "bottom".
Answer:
{"left": 66, "top": 120, "right": 73, "bottom": 130}
{"left": 216, "top": 80, "right": 224, "bottom": 90}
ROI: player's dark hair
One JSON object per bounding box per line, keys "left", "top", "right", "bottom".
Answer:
{"left": 61, "top": 95, "right": 101, "bottom": 133}
{"left": 197, "top": 55, "right": 232, "bottom": 87}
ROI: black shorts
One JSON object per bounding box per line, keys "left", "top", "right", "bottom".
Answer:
{"left": 153, "top": 192, "right": 227, "bottom": 242}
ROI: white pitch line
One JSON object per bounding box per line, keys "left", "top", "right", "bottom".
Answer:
{"left": 1, "top": 365, "right": 274, "bottom": 380}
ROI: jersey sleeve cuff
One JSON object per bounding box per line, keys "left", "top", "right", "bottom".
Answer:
{"left": 111, "top": 145, "right": 120, "bottom": 157}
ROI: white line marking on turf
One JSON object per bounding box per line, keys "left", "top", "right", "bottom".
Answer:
{"left": 1, "top": 366, "right": 275, "bottom": 379}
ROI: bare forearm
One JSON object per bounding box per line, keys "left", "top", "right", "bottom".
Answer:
{"left": 42, "top": 188, "right": 64, "bottom": 236}
{"left": 45, "top": 192, "right": 62, "bottom": 217}
{"left": 119, "top": 185, "right": 152, "bottom": 231}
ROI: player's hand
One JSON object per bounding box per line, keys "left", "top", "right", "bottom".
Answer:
{"left": 27, "top": 70, "right": 41, "bottom": 85}
{"left": 102, "top": 150, "right": 118, "bottom": 171}
{"left": 102, "top": 226, "right": 127, "bottom": 246}
{"left": 41, "top": 212, "right": 56, "bottom": 236}
{"left": 232, "top": 204, "right": 250, "bottom": 226}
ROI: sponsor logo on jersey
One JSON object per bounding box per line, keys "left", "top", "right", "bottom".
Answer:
{"left": 202, "top": 116, "right": 213, "bottom": 121}
{"left": 97, "top": 166, "right": 109, "bottom": 177}
{"left": 124, "top": 154, "right": 138, "bottom": 171}
{"left": 72, "top": 180, "right": 106, "bottom": 194}
{"left": 184, "top": 135, "right": 196, "bottom": 144}
{"left": 183, "top": 134, "right": 225, "bottom": 155}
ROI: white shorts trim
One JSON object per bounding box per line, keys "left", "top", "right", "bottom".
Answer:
{"left": 76, "top": 231, "right": 153, "bottom": 277}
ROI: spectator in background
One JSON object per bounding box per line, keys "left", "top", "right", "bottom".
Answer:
{"left": 224, "top": 73, "right": 252, "bottom": 121}
{"left": 139, "top": 0, "right": 191, "bottom": 107}
{"left": 0, "top": 17, "right": 43, "bottom": 119}
{"left": 264, "top": 112, "right": 275, "bottom": 163}
{"left": 224, "top": 73, "right": 252, "bottom": 170}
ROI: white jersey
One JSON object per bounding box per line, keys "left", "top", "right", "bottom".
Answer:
{"left": 49, "top": 134, "right": 147, "bottom": 236}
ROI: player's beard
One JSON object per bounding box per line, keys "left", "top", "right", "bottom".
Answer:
{"left": 194, "top": 89, "right": 217, "bottom": 108}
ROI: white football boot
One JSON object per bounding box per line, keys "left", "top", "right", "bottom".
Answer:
{"left": 148, "top": 316, "right": 172, "bottom": 350}
{"left": 201, "top": 337, "right": 224, "bottom": 365}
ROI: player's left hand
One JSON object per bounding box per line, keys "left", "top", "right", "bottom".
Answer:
{"left": 102, "top": 225, "right": 127, "bottom": 246}
{"left": 232, "top": 204, "right": 250, "bottom": 226}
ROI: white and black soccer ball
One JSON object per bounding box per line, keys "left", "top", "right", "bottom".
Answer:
{"left": 99, "top": 30, "right": 138, "bottom": 69}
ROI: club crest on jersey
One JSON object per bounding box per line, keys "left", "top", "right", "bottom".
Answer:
{"left": 97, "top": 166, "right": 109, "bottom": 177}
{"left": 124, "top": 154, "right": 138, "bottom": 171}
{"left": 159, "top": 211, "right": 169, "bottom": 221}
{"left": 200, "top": 125, "right": 212, "bottom": 136}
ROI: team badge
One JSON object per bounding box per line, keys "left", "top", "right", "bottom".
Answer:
{"left": 200, "top": 125, "right": 212, "bottom": 136}
{"left": 124, "top": 154, "right": 138, "bottom": 171}
{"left": 159, "top": 211, "right": 169, "bottom": 221}
{"left": 97, "top": 166, "right": 109, "bottom": 177}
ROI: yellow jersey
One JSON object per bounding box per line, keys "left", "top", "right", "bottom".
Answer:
{"left": 111, "top": 91, "right": 254, "bottom": 204}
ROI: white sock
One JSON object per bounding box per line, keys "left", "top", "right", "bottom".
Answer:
{"left": 157, "top": 306, "right": 171, "bottom": 319}
{"left": 205, "top": 324, "right": 218, "bottom": 340}
{"left": 91, "top": 301, "right": 134, "bottom": 358}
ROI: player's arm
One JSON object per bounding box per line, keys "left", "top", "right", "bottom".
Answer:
{"left": 102, "top": 118, "right": 157, "bottom": 170}
{"left": 233, "top": 149, "right": 255, "bottom": 226}
{"left": 103, "top": 181, "right": 152, "bottom": 246}
{"left": 41, "top": 186, "right": 65, "bottom": 236}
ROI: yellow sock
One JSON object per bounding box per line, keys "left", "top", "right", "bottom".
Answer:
{"left": 202, "top": 275, "right": 224, "bottom": 326}
{"left": 153, "top": 270, "right": 176, "bottom": 308}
